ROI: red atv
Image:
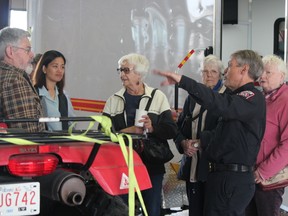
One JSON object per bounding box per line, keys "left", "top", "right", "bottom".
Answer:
{"left": 0, "top": 117, "right": 151, "bottom": 216}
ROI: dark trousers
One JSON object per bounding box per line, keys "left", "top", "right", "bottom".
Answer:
{"left": 121, "top": 174, "right": 164, "bottom": 216}
{"left": 245, "top": 184, "right": 285, "bottom": 216}
{"left": 204, "top": 171, "right": 255, "bottom": 216}
{"left": 186, "top": 181, "right": 205, "bottom": 216}
{"left": 141, "top": 173, "right": 164, "bottom": 216}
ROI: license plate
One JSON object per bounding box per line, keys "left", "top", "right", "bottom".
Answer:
{"left": 0, "top": 182, "right": 40, "bottom": 215}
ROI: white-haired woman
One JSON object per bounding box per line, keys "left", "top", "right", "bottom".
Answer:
{"left": 246, "top": 55, "right": 288, "bottom": 216}
{"left": 174, "top": 55, "right": 230, "bottom": 216}
{"left": 102, "top": 53, "right": 177, "bottom": 216}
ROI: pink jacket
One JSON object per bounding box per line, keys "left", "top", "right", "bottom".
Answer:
{"left": 257, "top": 84, "right": 288, "bottom": 180}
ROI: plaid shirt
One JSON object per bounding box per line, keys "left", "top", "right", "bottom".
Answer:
{"left": 0, "top": 62, "right": 45, "bottom": 132}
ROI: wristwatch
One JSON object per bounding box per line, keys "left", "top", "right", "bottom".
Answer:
{"left": 193, "top": 142, "right": 199, "bottom": 148}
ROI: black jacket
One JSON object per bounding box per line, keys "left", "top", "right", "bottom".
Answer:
{"left": 174, "top": 84, "right": 230, "bottom": 181}
{"left": 179, "top": 75, "right": 266, "bottom": 166}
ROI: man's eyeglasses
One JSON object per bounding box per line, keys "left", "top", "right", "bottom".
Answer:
{"left": 12, "top": 46, "right": 32, "bottom": 54}
{"left": 117, "top": 67, "right": 134, "bottom": 74}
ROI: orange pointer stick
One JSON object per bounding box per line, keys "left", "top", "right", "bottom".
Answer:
{"left": 177, "top": 49, "right": 195, "bottom": 69}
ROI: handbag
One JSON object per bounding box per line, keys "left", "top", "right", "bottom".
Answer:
{"left": 139, "top": 89, "right": 174, "bottom": 164}
{"left": 260, "top": 166, "right": 288, "bottom": 191}
{"left": 141, "top": 137, "right": 174, "bottom": 164}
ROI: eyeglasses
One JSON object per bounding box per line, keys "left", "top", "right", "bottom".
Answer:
{"left": 262, "top": 70, "right": 275, "bottom": 77}
{"left": 117, "top": 67, "right": 134, "bottom": 74}
{"left": 202, "top": 70, "right": 219, "bottom": 76}
{"left": 12, "top": 46, "right": 32, "bottom": 54}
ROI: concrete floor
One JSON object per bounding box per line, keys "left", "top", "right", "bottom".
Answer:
{"left": 281, "top": 209, "right": 288, "bottom": 216}
{"left": 164, "top": 209, "right": 288, "bottom": 216}
{"left": 163, "top": 208, "right": 188, "bottom": 216}
{"left": 167, "top": 210, "right": 188, "bottom": 216}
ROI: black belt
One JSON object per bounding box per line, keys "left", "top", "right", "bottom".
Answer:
{"left": 209, "top": 163, "right": 254, "bottom": 173}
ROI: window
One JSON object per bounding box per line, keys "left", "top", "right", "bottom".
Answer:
{"left": 274, "top": 18, "right": 285, "bottom": 59}
{"left": 10, "top": 10, "right": 27, "bottom": 30}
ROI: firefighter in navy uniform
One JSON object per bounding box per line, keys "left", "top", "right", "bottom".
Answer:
{"left": 154, "top": 49, "right": 266, "bottom": 216}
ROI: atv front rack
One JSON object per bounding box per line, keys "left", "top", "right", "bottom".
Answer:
{"left": 0, "top": 116, "right": 145, "bottom": 143}
{"left": 0, "top": 130, "right": 144, "bottom": 144}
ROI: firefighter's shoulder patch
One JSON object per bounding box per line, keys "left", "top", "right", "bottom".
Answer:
{"left": 237, "top": 90, "right": 255, "bottom": 99}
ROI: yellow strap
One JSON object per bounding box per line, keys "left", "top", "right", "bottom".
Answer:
{"left": 90, "top": 115, "right": 118, "bottom": 142}
{"left": 67, "top": 115, "right": 147, "bottom": 216}
{"left": 117, "top": 134, "right": 147, "bottom": 216}
{"left": 0, "top": 138, "right": 37, "bottom": 145}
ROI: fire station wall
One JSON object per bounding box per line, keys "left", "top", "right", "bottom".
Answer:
{"left": 27, "top": 0, "right": 219, "bottom": 113}
{"left": 222, "top": 0, "right": 285, "bottom": 64}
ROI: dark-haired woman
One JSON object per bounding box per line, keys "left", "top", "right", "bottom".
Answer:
{"left": 33, "top": 50, "right": 75, "bottom": 131}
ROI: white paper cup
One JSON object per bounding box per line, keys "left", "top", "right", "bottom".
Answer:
{"left": 134, "top": 109, "right": 147, "bottom": 127}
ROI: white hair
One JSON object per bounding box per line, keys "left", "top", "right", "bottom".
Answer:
{"left": 262, "top": 54, "right": 287, "bottom": 79}
{"left": 118, "top": 53, "right": 150, "bottom": 80}
{"left": 202, "top": 54, "right": 224, "bottom": 78}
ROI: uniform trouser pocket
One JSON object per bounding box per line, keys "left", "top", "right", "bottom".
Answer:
{"left": 204, "top": 171, "right": 255, "bottom": 216}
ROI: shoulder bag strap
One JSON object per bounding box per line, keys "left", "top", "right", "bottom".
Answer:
{"left": 196, "top": 106, "right": 205, "bottom": 139}
{"left": 35, "top": 86, "right": 42, "bottom": 99}
{"left": 179, "top": 104, "right": 205, "bottom": 131}
{"left": 145, "top": 88, "right": 157, "bottom": 111}
{"left": 58, "top": 93, "right": 69, "bottom": 130}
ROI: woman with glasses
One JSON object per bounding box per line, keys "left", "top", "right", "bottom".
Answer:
{"left": 102, "top": 53, "right": 177, "bottom": 216}
{"left": 33, "top": 50, "right": 75, "bottom": 131}
{"left": 174, "top": 55, "right": 230, "bottom": 216}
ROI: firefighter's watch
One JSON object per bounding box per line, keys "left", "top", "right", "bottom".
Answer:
{"left": 193, "top": 142, "right": 199, "bottom": 148}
